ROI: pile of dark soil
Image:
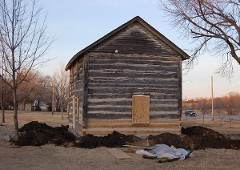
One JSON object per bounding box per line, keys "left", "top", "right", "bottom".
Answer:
{"left": 148, "top": 133, "right": 194, "bottom": 150}
{"left": 15, "top": 121, "right": 140, "bottom": 148}
{"left": 75, "top": 131, "right": 141, "bottom": 149}
{"left": 147, "top": 126, "right": 240, "bottom": 150}
{"left": 14, "top": 122, "right": 240, "bottom": 150}
{"left": 181, "top": 126, "right": 240, "bottom": 150}
{"left": 15, "top": 121, "right": 76, "bottom": 146}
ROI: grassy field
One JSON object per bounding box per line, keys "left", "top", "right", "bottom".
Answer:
{"left": 1, "top": 110, "right": 68, "bottom": 128}
{"left": 181, "top": 113, "right": 240, "bottom": 135}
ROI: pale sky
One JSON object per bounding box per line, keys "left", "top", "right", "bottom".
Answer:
{"left": 39, "top": 0, "right": 240, "bottom": 99}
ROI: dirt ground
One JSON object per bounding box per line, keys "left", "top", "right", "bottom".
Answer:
{"left": 1, "top": 111, "right": 240, "bottom": 170}
{"left": 1, "top": 139, "right": 240, "bottom": 170}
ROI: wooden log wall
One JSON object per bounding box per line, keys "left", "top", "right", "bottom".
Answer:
{"left": 69, "top": 58, "right": 83, "bottom": 97}
{"left": 85, "top": 52, "right": 181, "bottom": 135}
{"left": 92, "top": 22, "right": 178, "bottom": 55}
{"left": 69, "top": 21, "right": 184, "bottom": 135}
{"left": 87, "top": 52, "right": 181, "bottom": 116}
{"left": 69, "top": 59, "right": 84, "bottom": 130}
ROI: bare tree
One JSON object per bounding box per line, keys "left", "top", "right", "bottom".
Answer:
{"left": 54, "top": 63, "right": 69, "bottom": 119}
{"left": 196, "top": 98, "right": 210, "bottom": 125}
{"left": 0, "top": 0, "right": 52, "bottom": 138}
{"left": 222, "top": 92, "right": 240, "bottom": 115}
{"left": 196, "top": 98, "right": 210, "bottom": 115}
{"left": 0, "top": 66, "right": 5, "bottom": 124}
{"left": 159, "top": 0, "right": 240, "bottom": 75}
{"left": 17, "top": 70, "right": 52, "bottom": 110}
{"left": 214, "top": 97, "right": 225, "bottom": 123}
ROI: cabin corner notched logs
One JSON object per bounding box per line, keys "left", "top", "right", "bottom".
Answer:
{"left": 66, "top": 16, "right": 190, "bottom": 135}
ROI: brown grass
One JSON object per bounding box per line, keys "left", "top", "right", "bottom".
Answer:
{"left": 2, "top": 110, "right": 68, "bottom": 128}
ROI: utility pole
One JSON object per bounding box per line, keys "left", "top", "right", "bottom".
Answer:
{"left": 52, "top": 75, "right": 54, "bottom": 115}
{"left": 211, "top": 76, "right": 214, "bottom": 121}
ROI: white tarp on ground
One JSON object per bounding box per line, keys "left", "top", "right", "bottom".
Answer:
{"left": 136, "top": 144, "right": 193, "bottom": 160}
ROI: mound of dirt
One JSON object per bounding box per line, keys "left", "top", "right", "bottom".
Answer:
{"left": 15, "top": 121, "right": 76, "bottom": 146}
{"left": 75, "top": 131, "right": 141, "bottom": 149}
{"left": 182, "top": 126, "right": 240, "bottom": 150}
{"left": 148, "top": 133, "right": 194, "bottom": 150}
{"left": 15, "top": 121, "right": 140, "bottom": 148}
{"left": 14, "top": 122, "right": 240, "bottom": 150}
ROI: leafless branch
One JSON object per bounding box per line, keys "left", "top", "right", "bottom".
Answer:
{"left": 0, "top": 0, "right": 52, "bottom": 137}
{"left": 159, "top": 0, "right": 240, "bottom": 75}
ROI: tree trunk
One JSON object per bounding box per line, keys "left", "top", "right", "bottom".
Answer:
{"left": 1, "top": 108, "right": 5, "bottom": 124}
{"left": 52, "top": 77, "right": 54, "bottom": 115}
{"left": 61, "top": 100, "right": 63, "bottom": 120}
{"left": 67, "top": 104, "right": 69, "bottom": 118}
{"left": 23, "top": 101, "right": 26, "bottom": 111}
{"left": 1, "top": 77, "right": 5, "bottom": 124}
{"left": 1, "top": 92, "right": 5, "bottom": 123}
{"left": 13, "top": 87, "right": 19, "bottom": 139}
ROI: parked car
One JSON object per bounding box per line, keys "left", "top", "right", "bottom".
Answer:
{"left": 184, "top": 109, "right": 197, "bottom": 117}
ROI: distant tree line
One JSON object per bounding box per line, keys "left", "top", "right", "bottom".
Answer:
{"left": 183, "top": 92, "right": 240, "bottom": 115}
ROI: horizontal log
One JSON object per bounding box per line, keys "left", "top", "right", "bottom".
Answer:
{"left": 151, "top": 114, "right": 180, "bottom": 119}
{"left": 86, "top": 113, "right": 180, "bottom": 119}
{"left": 88, "top": 107, "right": 131, "bottom": 112}
{"left": 83, "top": 128, "right": 180, "bottom": 135}
{"left": 87, "top": 119, "right": 133, "bottom": 123}
{"left": 88, "top": 53, "right": 180, "bottom": 62}
{"left": 150, "top": 111, "right": 179, "bottom": 114}
{"left": 151, "top": 107, "right": 178, "bottom": 111}
{"left": 89, "top": 57, "right": 178, "bottom": 63}
{"left": 88, "top": 72, "right": 178, "bottom": 79}
{"left": 88, "top": 93, "right": 178, "bottom": 99}
{"left": 150, "top": 95, "right": 178, "bottom": 99}
{"left": 89, "top": 76, "right": 178, "bottom": 81}
{"left": 89, "top": 64, "right": 178, "bottom": 72}
{"left": 89, "top": 58, "right": 178, "bottom": 66}
{"left": 87, "top": 110, "right": 179, "bottom": 115}
{"left": 88, "top": 98, "right": 131, "bottom": 102}
{"left": 88, "top": 98, "right": 178, "bottom": 103}
{"left": 93, "top": 45, "right": 177, "bottom": 57}
{"left": 88, "top": 100, "right": 178, "bottom": 106}
{"left": 87, "top": 119, "right": 181, "bottom": 124}
{"left": 88, "top": 83, "right": 179, "bottom": 89}
{"left": 87, "top": 122, "right": 180, "bottom": 129}
{"left": 96, "top": 38, "right": 164, "bottom": 46}
{"left": 88, "top": 53, "right": 178, "bottom": 59}
{"left": 93, "top": 47, "right": 176, "bottom": 56}
{"left": 87, "top": 113, "right": 131, "bottom": 119}
{"left": 90, "top": 69, "right": 176, "bottom": 75}
{"left": 88, "top": 87, "right": 178, "bottom": 94}
{"left": 88, "top": 79, "right": 179, "bottom": 86}
{"left": 88, "top": 100, "right": 131, "bottom": 106}
{"left": 88, "top": 105, "right": 178, "bottom": 112}
{"left": 87, "top": 111, "right": 131, "bottom": 114}
{"left": 157, "top": 103, "right": 179, "bottom": 108}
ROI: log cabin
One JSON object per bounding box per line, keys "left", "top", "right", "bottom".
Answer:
{"left": 65, "top": 16, "right": 190, "bottom": 136}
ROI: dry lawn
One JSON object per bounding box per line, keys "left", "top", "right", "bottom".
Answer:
{"left": 181, "top": 114, "right": 240, "bottom": 135}
{"left": 2, "top": 110, "right": 68, "bottom": 128}
{"left": 0, "top": 111, "right": 240, "bottom": 170}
